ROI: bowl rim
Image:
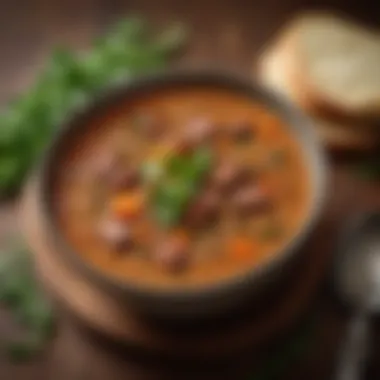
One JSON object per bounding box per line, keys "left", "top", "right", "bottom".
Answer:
{"left": 37, "top": 69, "right": 329, "bottom": 301}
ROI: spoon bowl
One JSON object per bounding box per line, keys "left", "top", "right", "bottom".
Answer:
{"left": 332, "top": 211, "right": 380, "bottom": 380}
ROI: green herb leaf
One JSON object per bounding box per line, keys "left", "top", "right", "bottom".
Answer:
{"left": 192, "top": 147, "right": 212, "bottom": 176}
{"left": 149, "top": 148, "right": 213, "bottom": 227}
{"left": 0, "top": 245, "right": 54, "bottom": 361}
{"left": 0, "top": 17, "right": 188, "bottom": 196}
{"left": 152, "top": 180, "right": 192, "bottom": 227}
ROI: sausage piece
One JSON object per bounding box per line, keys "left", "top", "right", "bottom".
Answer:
{"left": 154, "top": 236, "right": 190, "bottom": 273}
{"left": 229, "top": 120, "right": 254, "bottom": 141}
{"left": 232, "top": 186, "right": 271, "bottom": 215}
{"left": 185, "top": 190, "right": 220, "bottom": 227}
{"left": 99, "top": 217, "right": 134, "bottom": 252}
{"left": 108, "top": 168, "right": 140, "bottom": 192}
{"left": 95, "top": 153, "right": 120, "bottom": 180}
{"left": 212, "top": 162, "right": 252, "bottom": 192}
{"left": 184, "top": 117, "right": 217, "bottom": 146}
{"left": 95, "top": 153, "right": 140, "bottom": 191}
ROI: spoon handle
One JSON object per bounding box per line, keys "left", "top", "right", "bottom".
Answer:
{"left": 333, "top": 308, "right": 370, "bottom": 380}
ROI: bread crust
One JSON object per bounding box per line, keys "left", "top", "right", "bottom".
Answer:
{"left": 256, "top": 27, "right": 379, "bottom": 151}
{"left": 259, "top": 11, "right": 380, "bottom": 122}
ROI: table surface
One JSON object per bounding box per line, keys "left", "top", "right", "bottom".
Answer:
{"left": 1, "top": 1, "right": 380, "bottom": 379}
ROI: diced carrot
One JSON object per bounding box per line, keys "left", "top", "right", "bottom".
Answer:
{"left": 227, "top": 237, "right": 256, "bottom": 261}
{"left": 110, "top": 191, "right": 145, "bottom": 220}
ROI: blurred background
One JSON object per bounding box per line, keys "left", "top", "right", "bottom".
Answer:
{"left": 1, "top": 0, "right": 380, "bottom": 379}
{"left": 1, "top": 0, "right": 379, "bottom": 103}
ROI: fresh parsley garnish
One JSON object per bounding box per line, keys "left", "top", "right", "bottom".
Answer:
{"left": 149, "top": 148, "right": 212, "bottom": 227}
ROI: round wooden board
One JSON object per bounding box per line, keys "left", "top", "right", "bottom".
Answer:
{"left": 19, "top": 168, "right": 369, "bottom": 360}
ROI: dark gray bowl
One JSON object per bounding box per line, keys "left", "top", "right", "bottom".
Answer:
{"left": 37, "top": 71, "right": 328, "bottom": 320}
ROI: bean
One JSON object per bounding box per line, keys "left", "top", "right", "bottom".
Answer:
{"left": 154, "top": 236, "right": 190, "bottom": 273}
{"left": 229, "top": 120, "right": 254, "bottom": 141}
{"left": 232, "top": 186, "right": 270, "bottom": 215}
{"left": 94, "top": 154, "right": 140, "bottom": 192}
{"left": 185, "top": 190, "right": 220, "bottom": 227}
{"left": 95, "top": 153, "right": 120, "bottom": 179}
{"left": 212, "top": 162, "right": 252, "bottom": 192}
{"left": 98, "top": 218, "right": 134, "bottom": 252}
{"left": 109, "top": 168, "right": 140, "bottom": 192}
{"left": 184, "top": 117, "right": 217, "bottom": 146}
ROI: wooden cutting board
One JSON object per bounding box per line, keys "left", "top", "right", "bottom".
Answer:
{"left": 19, "top": 168, "right": 359, "bottom": 361}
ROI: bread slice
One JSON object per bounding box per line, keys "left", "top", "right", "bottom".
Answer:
{"left": 260, "top": 11, "right": 380, "bottom": 121}
{"left": 257, "top": 41, "right": 378, "bottom": 151}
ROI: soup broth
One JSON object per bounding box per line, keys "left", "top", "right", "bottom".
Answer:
{"left": 52, "top": 86, "right": 310, "bottom": 288}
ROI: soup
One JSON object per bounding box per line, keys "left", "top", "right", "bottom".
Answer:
{"left": 52, "top": 86, "right": 310, "bottom": 288}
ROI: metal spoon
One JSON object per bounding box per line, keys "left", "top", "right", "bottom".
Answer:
{"left": 332, "top": 212, "right": 380, "bottom": 380}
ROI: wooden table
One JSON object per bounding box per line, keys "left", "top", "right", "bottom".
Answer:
{"left": 1, "top": 1, "right": 380, "bottom": 379}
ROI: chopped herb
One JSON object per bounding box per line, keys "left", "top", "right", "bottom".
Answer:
{"left": 192, "top": 147, "right": 213, "bottom": 176}
{"left": 148, "top": 148, "right": 213, "bottom": 227}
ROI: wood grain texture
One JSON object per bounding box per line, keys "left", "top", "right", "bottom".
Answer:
{"left": 1, "top": 0, "right": 380, "bottom": 379}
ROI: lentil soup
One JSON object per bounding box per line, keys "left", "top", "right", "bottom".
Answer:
{"left": 51, "top": 85, "right": 311, "bottom": 289}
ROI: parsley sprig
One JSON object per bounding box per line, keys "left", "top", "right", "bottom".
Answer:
{"left": 0, "top": 17, "right": 187, "bottom": 196}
